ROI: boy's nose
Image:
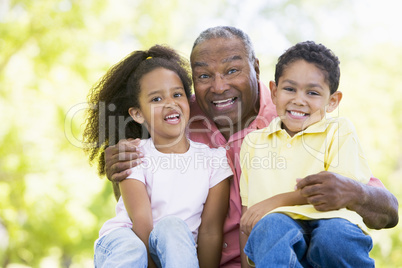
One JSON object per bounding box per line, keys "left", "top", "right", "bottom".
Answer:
{"left": 292, "top": 93, "right": 306, "bottom": 105}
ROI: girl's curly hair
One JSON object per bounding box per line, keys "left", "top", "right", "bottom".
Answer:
{"left": 83, "top": 44, "right": 192, "bottom": 179}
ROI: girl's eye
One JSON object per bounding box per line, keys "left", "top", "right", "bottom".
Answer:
{"left": 151, "top": 97, "right": 162, "bottom": 102}
{"left": 174, "top": 92, "right": 183, "bottom": 98}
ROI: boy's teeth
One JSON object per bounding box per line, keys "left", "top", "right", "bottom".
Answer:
{"left": 290, "top": 111, "right": 306, "bottom": 116}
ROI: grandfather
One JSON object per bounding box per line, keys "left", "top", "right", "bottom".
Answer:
{"left": 105, "top": 26, "right": 399, "bottom": 267}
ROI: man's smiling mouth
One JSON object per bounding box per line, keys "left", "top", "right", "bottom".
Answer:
{"left": 212, "top": 97, "right": 237, "bottom": 108}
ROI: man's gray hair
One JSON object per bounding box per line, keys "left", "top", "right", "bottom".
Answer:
{"left": 191, "top": 26, "right": 256, "bottom": 63}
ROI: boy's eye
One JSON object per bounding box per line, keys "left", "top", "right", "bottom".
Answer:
{"left": 307, "top": 91, "right": 319, "bottom": 96}
{"left": 284, "top": 87, "right": 295, "bottom": 92}
{"left": 151, "top": 97, "right": 162, "bottom": 102}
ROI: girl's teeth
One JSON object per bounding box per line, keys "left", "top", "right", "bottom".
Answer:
{"left": 165, "top": 114, "right": 179, "bottom": 119}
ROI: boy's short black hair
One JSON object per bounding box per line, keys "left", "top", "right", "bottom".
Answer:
{"left": 275, "top": 41, "right": 340, "bottom": 94}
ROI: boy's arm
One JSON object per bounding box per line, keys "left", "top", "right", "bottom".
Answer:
{"left": 197, "top": 177, "right": 230, "bottom": 268}
{"left": 240, "top": 206, "right": 251, "bottom": 268}
{"left": 120, "top": 179, "right": 156, "bottom": 268}
{"left": 240, "top": 190, "right": 307, "bottom": 236}
{"left": 296, "top": 172, "right": 399, "bottom": 229}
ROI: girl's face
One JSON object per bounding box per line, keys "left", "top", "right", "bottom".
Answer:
{"left": 270, "top": 60, "right": 342, "bottom": 137}
{"left": 129, "top": 67, "right": 190, "bottom": 146}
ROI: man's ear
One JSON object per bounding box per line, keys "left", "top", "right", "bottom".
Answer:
{"left": 128, "top": 107, "right": 145, "bottom": 124}
{"left": 269, "top": 80, "right": 278, "bottom": 105}
{"left": 254, "top": 58, "right": 260, "bottom": 82}
{"left": 326, "top": 91, "right": 343, "bottom": 113}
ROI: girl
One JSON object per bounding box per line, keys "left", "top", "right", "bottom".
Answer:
{"left": 83, "top": 45, "right": 232, "bottom": 268}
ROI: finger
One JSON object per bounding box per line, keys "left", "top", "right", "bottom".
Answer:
{"left": 110, "top": 159, "right": 142, "bottom": 174}
{"left": 117, "top": 142, "right": 141, "bottom": 153}
{"left": 244, "top": 229, "right": 250, "bottom": 236}
{"left": 300, "top": 183, "right": 323, "bottom": 197}
{"left": 296, "top": 173, "right": 324, "bottom": 189}
{"left": 130, "top": 138, "right": 141, "bottom": 145}
{"left": 110, "top": 169, "right": 133, "bottom": 182}
{"left": 105, "top": 152, "right": 142, "bottom": 173}
{"left": 306, "top": 194, "right": 325, "bottom": 206}
{"left": 104, "top": 144, "right": 139, "bottom": 164}
{"left": 311, "top": 202, "right": 333, "bottom": 212}
{"left": 247, "top": 213, "right": 259, "bottom": 235}
{"left": 242, "top": 213, "right": 251, "bottom": 235}
{"left": 112, "top": 152, "right": 144, "bottom": 162}
{"left": 104, "top": 144, "right": 120, "bottom": 159}
{"left": 251, "top": 218, "right": 260, "bottom": 231}
{"left": 294, "top": 178, "right": 302, "bottom": 190}
{"left": 240, "top": 214, "right": 251, "bottom": 236}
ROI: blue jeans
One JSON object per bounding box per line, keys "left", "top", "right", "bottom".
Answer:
{"left": 245, "top": 213, "right": 374, "bottom": 268}
{"left": 94, "top": 216, "right": 199, "bottom": 268}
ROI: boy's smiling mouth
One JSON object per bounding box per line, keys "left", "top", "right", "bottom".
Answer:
{"left": 288, "top": 110, "right": 308, "bottom": 117}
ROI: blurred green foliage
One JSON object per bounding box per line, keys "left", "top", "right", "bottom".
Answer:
{"left": 0, "top": 0, "right": 400, "bottom": 267}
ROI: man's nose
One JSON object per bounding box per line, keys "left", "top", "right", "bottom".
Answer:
{"left": 211, "top": 74, "right": 229, "bottom": 94}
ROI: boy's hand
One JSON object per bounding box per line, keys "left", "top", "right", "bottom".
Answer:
{"left": 240, "top": 200, "right": 273, "bottom": 236}
{"left": 105, "top": 138, "right": 144, "bottom": 182}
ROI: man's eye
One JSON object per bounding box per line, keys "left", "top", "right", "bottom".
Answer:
{"left": 151, "top": 97, "right": 162, "bottom": 102}
{"left": 228, "top": 69, "right": 238, "bottom": 75}
{"left": 199, "top": 74, "right": 209, "bottom": 79}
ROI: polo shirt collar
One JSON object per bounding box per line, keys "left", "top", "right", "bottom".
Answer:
{"left": 266, "top": 115, "right": 333, "bottom": 137}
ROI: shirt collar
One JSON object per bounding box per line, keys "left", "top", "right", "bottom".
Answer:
{"left": 266, "top": 115, "right": 334, "bottom": 137}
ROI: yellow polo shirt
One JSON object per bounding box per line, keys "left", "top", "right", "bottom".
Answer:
{"left": 239, "top": 116, "right": 371, "bottom": 232}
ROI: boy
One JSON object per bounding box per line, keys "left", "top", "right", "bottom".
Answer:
{"left": 239, "top": 41, "right": 374, "bottom": 267}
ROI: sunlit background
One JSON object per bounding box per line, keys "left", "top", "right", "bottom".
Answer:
{"left": 1, "top": 0, "right": 401, "bottom": 267}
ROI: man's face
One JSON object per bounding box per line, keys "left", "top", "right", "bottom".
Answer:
{"left": 190, "top": 37, "right": 260, "bottom": 133}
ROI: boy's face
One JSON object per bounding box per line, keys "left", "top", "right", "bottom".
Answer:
{"left": 270, "top": 60, "right": 342, "bottom": 137}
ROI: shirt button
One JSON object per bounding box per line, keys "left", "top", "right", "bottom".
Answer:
{"left": 223, "top": 242, "right": 228, "bottom": 248}
{"left": 225, "top": 145, "right": 230, "bottom": 150}
{"left": 287, "top": 143, "right": 291, "bottom": 148}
